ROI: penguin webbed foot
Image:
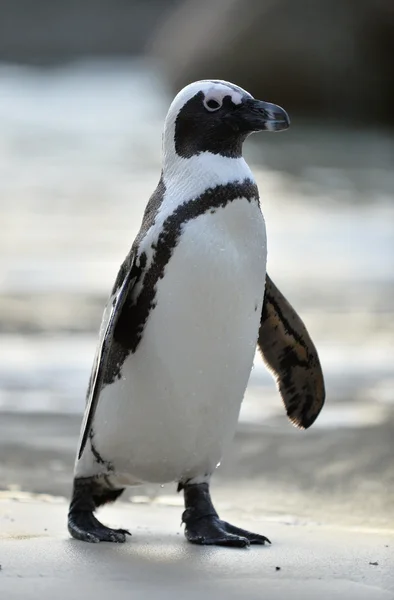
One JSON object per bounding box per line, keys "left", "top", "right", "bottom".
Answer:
{"left": 184, "top": 515, "right": 270, "bottom": 548}
{"left": 68, "top": 510, "right": 130, "bottom": 544}
{"left": 181, "top": 482, "right": 270, "bottom": 548}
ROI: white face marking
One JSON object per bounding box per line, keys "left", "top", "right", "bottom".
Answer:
{"left": 202, "top": 85, "right": 242, "bottom": 110}
{"left": 167, "top": 80, "right": 252, "bottom": 122}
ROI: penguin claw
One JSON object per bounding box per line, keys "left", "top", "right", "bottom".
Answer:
{"left": 184, "top": 516, "right": 270, "bottom": 548}
{"left": 224, "top": 522, "right": 271, "bottom": 545}
{"left": 68, "top": 510, "right": 131, "bottom": 543}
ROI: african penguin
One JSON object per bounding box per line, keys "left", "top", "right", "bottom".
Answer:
{"left": 68, "top": 80, "right": 325, "bottom": 547}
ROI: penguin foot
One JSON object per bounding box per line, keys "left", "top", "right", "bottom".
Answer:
{"left": 68, "top": 511, "right": 130, "bottom": 544}
{"left": 185, "top": 515, "right": 271, "bottom": 547}
{"left": 181, "top": 481, "right": 270, "bottom": 548}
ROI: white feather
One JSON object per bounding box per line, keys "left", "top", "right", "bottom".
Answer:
{"left": 77, "top": 197, "right": 266, "bottom": 484}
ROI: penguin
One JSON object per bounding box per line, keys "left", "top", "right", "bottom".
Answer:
{"left": 68, "top": 80, "right": 325, "bottom": 547}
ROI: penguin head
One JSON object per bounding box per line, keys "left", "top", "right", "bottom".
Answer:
{"left": 163, "top": 80, "right": 290, "bottom": 160}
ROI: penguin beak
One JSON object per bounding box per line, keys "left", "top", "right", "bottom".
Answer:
{"left": 238, "top": 99, "right": 290, "bottom": 132}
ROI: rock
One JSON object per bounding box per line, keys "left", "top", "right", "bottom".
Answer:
{"left": 149, "top": 0, "right": 394, "bottom": 124}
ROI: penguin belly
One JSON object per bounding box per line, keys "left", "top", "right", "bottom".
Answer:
{"left": 80, "top": 199, "right": 266, "bottom": 484}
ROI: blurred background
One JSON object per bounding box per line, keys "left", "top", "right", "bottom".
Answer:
{"left": 0, "top": 0, "right": 393, "bottom": 529}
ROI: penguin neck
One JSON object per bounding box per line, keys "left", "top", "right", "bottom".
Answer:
{"left": 162, "top": 150, "right": 254, "bottom": 203}
{"left": 161, "top": 116, "right": 255, "bottom": 203}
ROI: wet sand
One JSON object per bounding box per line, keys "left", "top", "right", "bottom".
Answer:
{"left": 1, "top": 500, "right": 393, "bottom": 600}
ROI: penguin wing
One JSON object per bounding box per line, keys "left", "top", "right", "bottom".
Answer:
{"left": 78, "top": 255, "right": 140, "bottom": 459}
{"left": 258, "top": 274, "right": 325, "bottom": 429}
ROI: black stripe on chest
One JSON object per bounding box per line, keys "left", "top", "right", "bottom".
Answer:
{"left": 103, "top": 178, "right": 259, "bottom": 386}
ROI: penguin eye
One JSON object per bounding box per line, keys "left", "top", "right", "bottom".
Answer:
{"left": 204, "top": 98, "right": 222, "bottom": 112}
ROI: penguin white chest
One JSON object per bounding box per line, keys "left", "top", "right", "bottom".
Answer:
{"left": 92, "top": 198, "right": 267, "bottom": 484}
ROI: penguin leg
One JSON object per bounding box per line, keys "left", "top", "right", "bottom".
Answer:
{"left": 181, "top": 482, "right": 271, "bottom": 548}
{"left": 68, "top": 476, "right": 130, "bottom": 543}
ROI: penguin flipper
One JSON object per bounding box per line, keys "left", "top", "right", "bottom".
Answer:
{"left": 258, "top": 274, "right": 325, "bottom": 429}
{"left": 78, "top": 254, "right": 140, "bottom": 459}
